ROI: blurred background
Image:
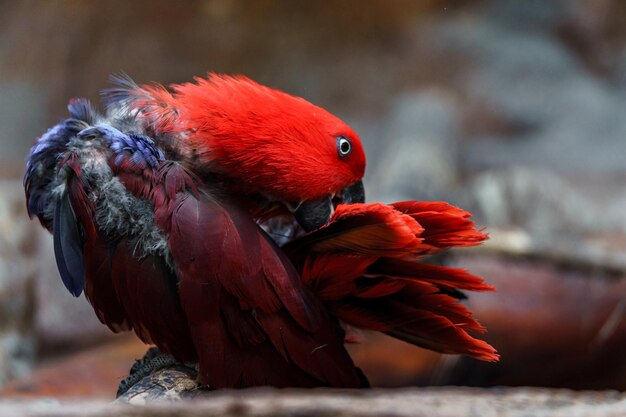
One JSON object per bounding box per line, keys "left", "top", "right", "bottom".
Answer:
{"left": 2, "top": 0, "right": 626, "bottom": 398}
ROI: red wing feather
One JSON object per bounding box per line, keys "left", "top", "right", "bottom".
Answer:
{"left": 205, "top": 290, "right": 324, "bottom": 387}
{"left": 255, "top": 308, "right": 365, "bottom": 387}
{"left": 164, "top": 182, "right": 362, "bottom": 387}
{"left": 331, "top": 290, "right": 497, "bottom": 361}
{"left": 300, "top": 253, "right": 378, "bottom": 300}
{"left": 64, "top": 170, "right": 129, "bottom": 332}
{"left": 287, "top": 200, "right": 498, "bottom": 362}
{"left": 370, "top": 258, "right": 495, "bottom": 292}
{"left": 111, "top": 240, "right": 196, "bottom": 362}
{"left": 392, "top": 200, "right": 489, "bottom": 249}
{"left": 82, "top": 239, "right": 129, "bottom": 332}
{"left": 285, "top": 203, "right": 424, "bottom": 259}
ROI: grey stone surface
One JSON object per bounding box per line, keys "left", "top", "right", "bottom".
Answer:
{"left": 3, "top": 388, "right": 626, "bottom": 417}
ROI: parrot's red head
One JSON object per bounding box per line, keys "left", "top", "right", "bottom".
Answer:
{"left": 131, "top": 74, "right": 366, "bottom": 230}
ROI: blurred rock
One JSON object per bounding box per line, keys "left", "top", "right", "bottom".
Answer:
{"left": 368, "top": 90, "right": 461, "bottom": 203}
{"left": 484, "top": 0, "right": 621, "bottom": 78}
{"left": 435, "top": 10, "right": 626, "bottom": 184}
{"left": 468, "top": 31, "right": 589, "bottom": 127}
{"left": 442, "top": 254, "right": 626, "bottom": 390}
{"left": 465, "top": 167, "right": 626, "bottom": 273}
{"left": 0, "top": 181, "right": 37, "bottom": 386}
{"left": 554, "top": 0, "right": 616, "bottom": 77}
{"left": 423, "top": 2, "right": 626, "bottom": 265}
{"left": 483, "top": 0, "right": 572, "bottom": 31}
{"left": 466, "top": 168, "right": 608, "bottom": 239}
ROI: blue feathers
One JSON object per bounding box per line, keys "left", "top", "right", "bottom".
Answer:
{"left": 53, "top": 193, "right": 86, "bottom": 297}
{"left": 76, "top": 125, "right": 164, "bottom": 169}
{"left": 67, "top": 98, "right": 98, "bottom": 124}
{"left": 24, "top": 117, "right": 89, "bottom": 222}
{"left": 25, "top": 94, "right": 166, "bottom": 298}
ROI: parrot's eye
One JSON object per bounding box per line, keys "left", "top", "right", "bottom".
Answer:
{"left": 337, "top": 136, "right": 352, "bottom": 158}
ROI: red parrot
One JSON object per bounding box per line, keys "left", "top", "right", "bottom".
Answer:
{"left": 24, "top": 74, "right": 496, "bottom": 391}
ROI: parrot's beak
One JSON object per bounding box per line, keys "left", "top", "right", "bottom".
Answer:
{"left": 294, "top": 180, "right": 365, "bottom": 232}
{"left": 340, "top": 180, "right": 365, "bottom": 205}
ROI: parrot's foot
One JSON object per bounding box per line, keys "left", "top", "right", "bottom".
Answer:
{"left": 116, "top": 347, "right": 198, "bottom": 397}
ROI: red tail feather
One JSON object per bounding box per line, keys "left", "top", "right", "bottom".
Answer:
{"left": 392, "top": 200, "right": 489, "bottom": 249}
{"left": 370, "top": 258, "right": 495, "bottom": 293}
{"left": 289, "top": 200, "right": 498, "bottom": 362}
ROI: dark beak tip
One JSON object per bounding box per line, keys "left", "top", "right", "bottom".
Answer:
{"left": 342, "top": 180, "right": 365, "bottom": 204}
{"left": 293, "top": 180, "right": 365, "bottom": 232}
{"left": 294, "top": 196, "right": 332, "bottom": 232}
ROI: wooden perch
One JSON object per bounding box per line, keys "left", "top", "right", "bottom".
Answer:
{"left": 116, "top": 365, "right": 203, "bottom": 403}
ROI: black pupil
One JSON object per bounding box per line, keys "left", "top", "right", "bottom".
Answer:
{"left": 340, "top": 140, "right": 350, "bottom": 153}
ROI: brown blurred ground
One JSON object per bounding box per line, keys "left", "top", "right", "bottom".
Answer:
{"left": 0, "top": 335, "right": 144, "bottom": 399}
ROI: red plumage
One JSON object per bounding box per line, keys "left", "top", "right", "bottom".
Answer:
{"left": 110, "top": 240, "right": 196, "bottom": 362}
{"left": 26, "top": 75, "right": 498, "bottom": 390}
{"left": 85, "top": 157, "right": 363, "bottom": 387}
{"left": 125, "top": 74, "right": 366, "bottom": 203}
{"left": 74, "top": 154, "right": 497, "bottom": 386}
{"left": 63, "top": 156, "right": 130, "bottom": 332}
{"left": 286, "top": 201, "right": 498, "bottom": 362}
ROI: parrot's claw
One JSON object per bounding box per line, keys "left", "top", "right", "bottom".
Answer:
{"left": 116, "top": 347, "right": 198, "bottom": 397}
